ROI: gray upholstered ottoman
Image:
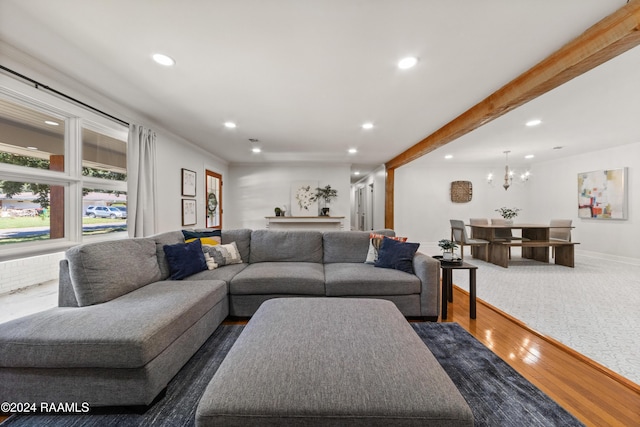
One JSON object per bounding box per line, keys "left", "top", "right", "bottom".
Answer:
{"left": 196, "top": 298, "right": 473, "bottom": 426}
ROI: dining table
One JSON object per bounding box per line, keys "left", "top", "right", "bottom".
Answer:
{"left": 468, "top": 223, "right": 576, "bottom": 268}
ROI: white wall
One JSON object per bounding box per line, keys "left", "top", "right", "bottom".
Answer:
{"left": 226, "top": 163, "right": 351, "bottom": 230}
{"left": 394, "top": 162, "right": 530, "bottom": 243}
{"left": 392, "top": 142, "right": 639, "bottom": 261}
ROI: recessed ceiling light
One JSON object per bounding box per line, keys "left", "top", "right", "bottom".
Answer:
{"left": 26, "top": 146, "right": 38, "bottom": 150}
{"left": 526, "top": 119, "right": 542, "bottom": 127}
{"left": 362, "top": 122, "right": 374, "bottom": 130}
{"left": 348, "top": 148, "right": 358, "bottom": 154}
{"left": 525, "top": 154, "right": 535, "bottom": 159}
{"left": 44, "top": 120, "right": 59, "bottom": 126}
{"left": 152, "top": 53, "right": 175, "bottom": 66}
{"left": 444, "top": 154, "right": 453, "bottom": 159}
{"left": 224, "top": 122, "right": 237, "bottom": 129}
{"left": 553, "top": 146, "right": 563, "bottom": 150}
{"left": 398, "top": 56, "right": 418, "bottom": 69}
{"left": 252, "top": 147, "right": 261, "bottom": 153}
{"left": 354, "top": 171, "right": 360, "bottom": 176}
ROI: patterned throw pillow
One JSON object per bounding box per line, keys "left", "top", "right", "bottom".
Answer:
{"left": 365, "top": 233, "right": 408, "bottom": 264}
{"left": 201, "top": 241, "right": 243, "bottom": 270}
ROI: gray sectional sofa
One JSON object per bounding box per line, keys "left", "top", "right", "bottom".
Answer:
{"left": 0, "top": 229, "right": 440, "bottom": 408}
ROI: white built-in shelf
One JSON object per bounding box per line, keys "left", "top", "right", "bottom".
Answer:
{"left": 265, "top": 216, "right": 345, "bottom": 230}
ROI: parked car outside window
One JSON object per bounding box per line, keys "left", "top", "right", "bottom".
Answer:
{"left": 85, "top": 206, "right": 126, "bottom": 219}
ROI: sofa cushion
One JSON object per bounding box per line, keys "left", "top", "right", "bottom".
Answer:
{"left": 66, "top": 238, "right": 162, "bottom": 307}
{"left": 0, "top": 280, "right": 227, "bottom": 369}
{"left": 250, "top": 230, "right": 323, "bottom": 263}
{"left": 151, "top": 231, "right": 185, "bottom": 280}
{"left": 375, "top": 238, "right": 420, "bottom": 274}
{"left": 163, "top": 239, "right": 208, "bottom": 280}
{"left": 188, "top": 263, "right": 248, "bottom": 284}
{"left": 324, "top": 263, "right": 420, "bottom": 296}
{"left": 222, "top": 229, "right": 252, "bottom": 263}
{"left": 323, "top": 230, "right": 396, "bottom": 264}
{"left": 230, "top": 262, "right": 325, "bottom": 295}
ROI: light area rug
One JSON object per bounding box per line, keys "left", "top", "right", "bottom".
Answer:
{"left": 2, "top": 323, "right": 583, "bottom": 427}
{"left": 444, "top": 249, "right": 640, "bottom": 385}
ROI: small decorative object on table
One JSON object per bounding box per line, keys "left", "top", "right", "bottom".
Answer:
{"left": 274, "top": 207, "right": 283, "bottom": 217}
{"left": 495, "top": 207, "right": 520, "bottom": 225}
{"left": 436, "top": 239, "right": 462, "bottom": 265}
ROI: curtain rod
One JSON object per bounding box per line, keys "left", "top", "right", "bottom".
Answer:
{"left": 0, "top": 64, "right": 130, "bottom": 127}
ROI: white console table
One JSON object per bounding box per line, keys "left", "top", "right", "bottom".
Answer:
{"left": 265, "top": 216, "right": 345, "bottom": 230}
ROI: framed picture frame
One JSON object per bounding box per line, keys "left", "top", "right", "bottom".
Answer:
{"left": 578, "top": 167, "right": 628, "bottom": 220}
{"left": 290, "top": 180, "right": 318, "bottom": 217}
{"left": 182, "top": 199, "right": 197, "bottom": 226}
{"left": 181, "top": 168, "right": 196, "bottom": 197}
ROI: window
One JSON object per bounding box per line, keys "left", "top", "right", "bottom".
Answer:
{"left": 0, "top": 97, "right": 66, "bottom": 172}
{"left": 82, "top": 127, "right": 126, "bottom": 181}
{"left": 0, "top": 87, "right": 128, "bottom": 259}
{"left": 0, "top": 180, "right": 65, "bottom": 245}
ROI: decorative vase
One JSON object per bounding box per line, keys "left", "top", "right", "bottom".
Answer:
{"left": 504, "top": 219, "right": 514, "bottom": 226}
{"left": 443, "top": 252, "right": 454, "bottom": 261}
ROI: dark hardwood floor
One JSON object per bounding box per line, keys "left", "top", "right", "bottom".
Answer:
{"left": 2, "top": 291, "right": 638, "bottom": 426}
{"left": 446, "top": 285, "right": 640, "bottom": 427}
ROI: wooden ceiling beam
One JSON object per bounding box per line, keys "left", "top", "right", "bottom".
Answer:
{"left": 385, "top": 0, "right": 640, "bottom": 171}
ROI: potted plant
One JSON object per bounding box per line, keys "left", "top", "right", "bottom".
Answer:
{"left": 312, "top": 185, "right": 338, "bottom": 216}
{"left": 274, "top": 207, "right": 282, "bottom": 217}
{"left": 438, "top": 239, "right": 459, "bottom": 261}
{"left": 495, "top": 207, "right": 520, "bottom": 225}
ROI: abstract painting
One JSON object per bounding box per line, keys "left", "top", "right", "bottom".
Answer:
{"left": 578, "top": 168, "right": 627, "bottom": 220}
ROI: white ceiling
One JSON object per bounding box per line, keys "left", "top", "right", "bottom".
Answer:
{"left": 0, "top": 1, "right": 635, "bottom": 181}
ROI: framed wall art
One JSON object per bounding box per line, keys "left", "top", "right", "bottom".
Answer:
{"left": 290, "top": 180, "right": 318, "bottom": 217}
{"left": 182, "top": 199, "right": 197, "bottom": 226}
{"left": 578, "top": 167, "right": 628, "bottom": 220}
{"left": 181, "top": 168, "right": 196, "bottom": 197}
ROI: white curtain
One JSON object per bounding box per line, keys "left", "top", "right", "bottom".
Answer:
{"left": 127, "top": 124, "right": 157, "bottom": 237}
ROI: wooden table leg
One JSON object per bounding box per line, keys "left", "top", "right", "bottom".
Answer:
{"left": 441, "top": 269, "right": 449, "bottom": 320}
{"left": 469, "top": 269, "right": 476, "bottom": 319}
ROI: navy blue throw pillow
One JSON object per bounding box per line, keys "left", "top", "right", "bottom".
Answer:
{"left": 182, "top": 229, "right": 222, "bottom": 240}
{"left": 374, "top": 237, "right": 420, "bottom": 274}
{"left": 163, "top": 239, "right": 207, "bottom": 280}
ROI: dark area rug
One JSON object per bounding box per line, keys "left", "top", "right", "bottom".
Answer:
{"left": 412, "top": 323, "right": 584, "bottom": 426}
{"left": 3, "top": 323, "right": 584, "bottom": 426}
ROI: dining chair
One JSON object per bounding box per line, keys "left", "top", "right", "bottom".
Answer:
{"left": 450, "top": 219, "right": 489, "bottom": 260}
{"left": 549, "top": 219, "right": 572, "bottom": 257}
